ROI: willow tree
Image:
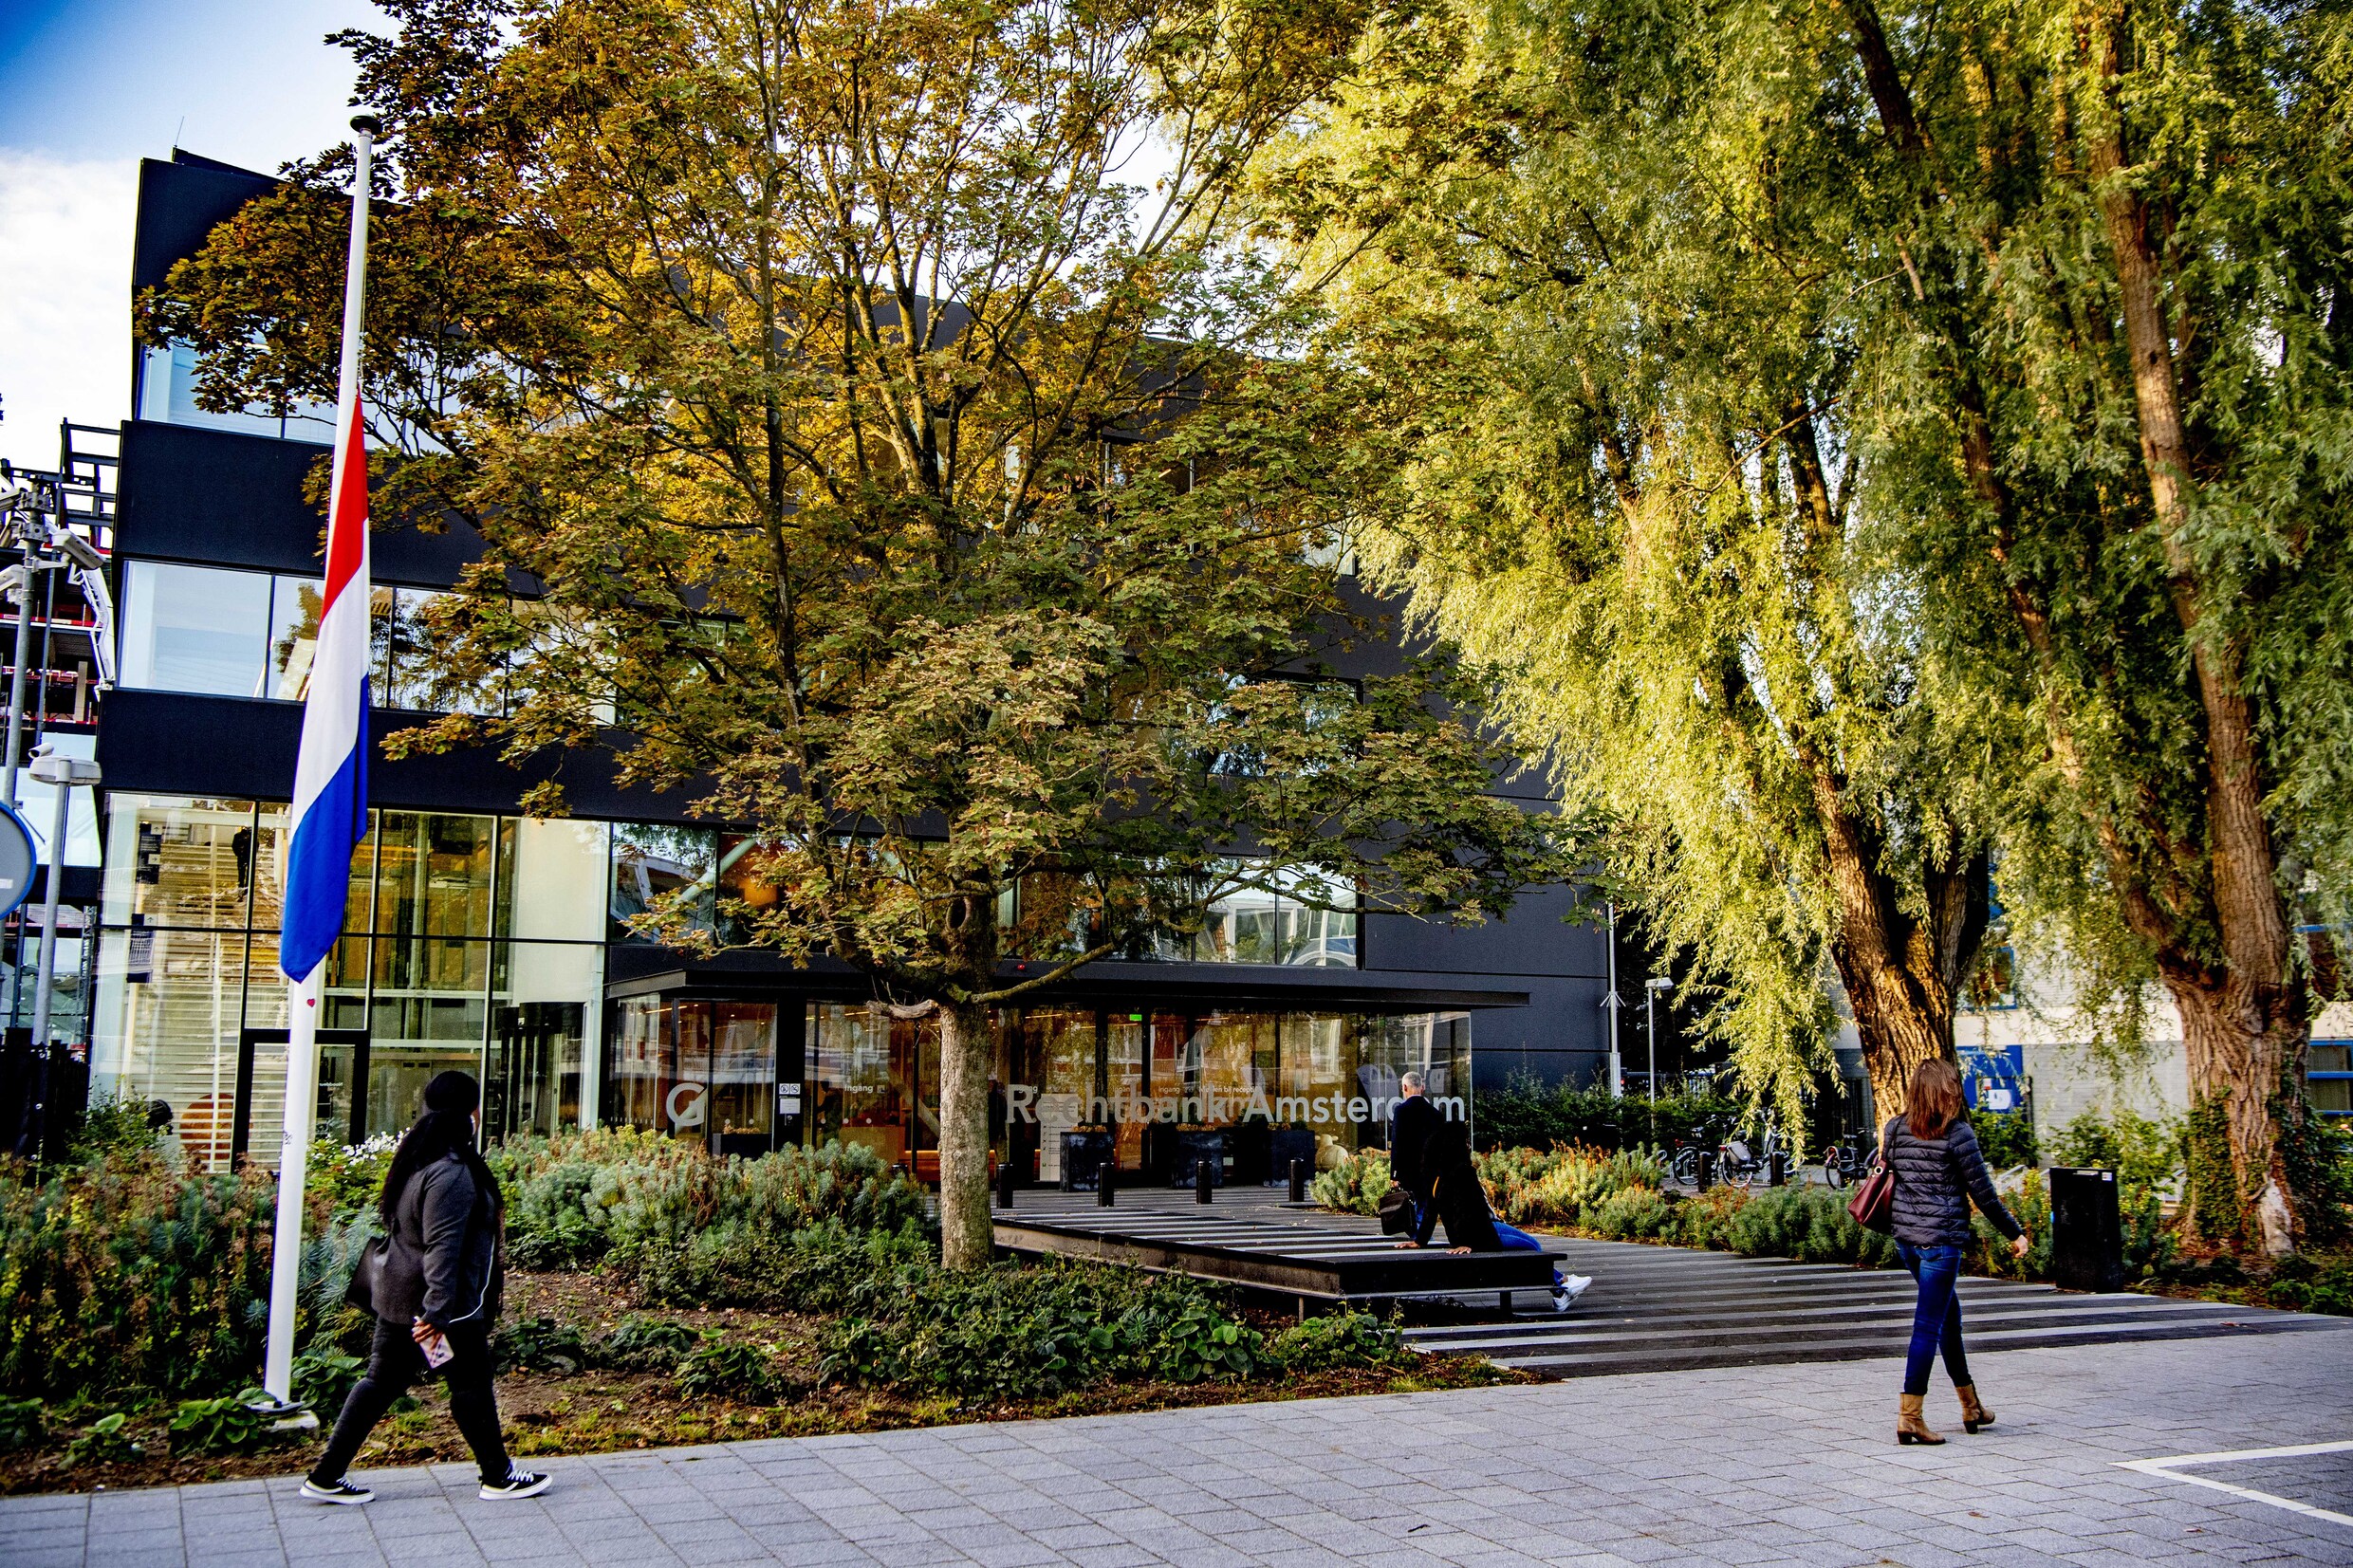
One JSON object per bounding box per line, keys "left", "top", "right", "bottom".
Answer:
{"left": 1279, "top": 0, "right": 2353, "bottom": 1242}
{"left": 146, "top": 0, "right": 1566, "bottom": 1267}
{"left": 1270, "top": 3, "right": 2011, "bottom": 1123}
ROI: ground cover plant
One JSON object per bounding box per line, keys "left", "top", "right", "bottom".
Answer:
{"left": 0, "top": 1128, "right": 1491, "bottom": 1496}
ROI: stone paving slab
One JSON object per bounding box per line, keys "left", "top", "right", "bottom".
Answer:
{"left": 9, "top": 1328, "right": 2353, "bottom": 1566}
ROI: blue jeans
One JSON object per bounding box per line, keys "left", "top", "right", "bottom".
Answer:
{"left": 1897, "top": 1242, "right": 1972, "bottom": 1397}
{"left": 1493, "top": 1221, "right": 1567, "bottom": 1290}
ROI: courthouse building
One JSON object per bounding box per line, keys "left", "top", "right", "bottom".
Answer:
{"left": 78, "top": 147, "right": 1612, "bottom": 1180}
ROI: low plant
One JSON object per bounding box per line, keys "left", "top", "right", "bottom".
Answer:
{"left": 306, "top": 1134, "right": 399, "bottom": 1219}
{"left": 1969, "top": 1173, "right": 2053, "bottom": 1279}
{"left": 168, "top": 1389, "right": 273, "bottom": 1456}
{"left": 67, "top": 1096, "right": 162, "bottom": 1166}
{"left": 0, "top": 1395, "right": 44, "bottom": 1452}
{"left": 1267, "top": 1311, "right": 1408, "bottom": 1374}
{"left": 1727, "top": 1186, "right": 1899, "bottom": 1268}
{"left": 597, "top": 1315, "right": 700, "bottom": 1372}
{"left": 675, "top": 1338, "right": 782, "bottom": 1402}
{"left": 65, "top": 1411, "right": 143, "bottom": 1467}
{"left": 1972, "top": 1113, "right": 2039, "bottom": 1171}
{"left": 1473, "top": 1073, "right": 1747, "bottom": 1155}
{"left": 1309, "top": 1149, "right": 1390, "bottom": 1215}
{"left": 495, "top": 1317, "right": 591, "bottom": 1374}
{"left": 1585, "top": 1187, "right": 1677, "bottom": 1241}
{"left": 2048, "top": 1108, "right": 2184, "bottom": 1195}
{"left": 1478, "top": 1144, "right": 1659, "bottom": 1227}
{"left": 290, "top": 1347, "right": 364, "bottom": 1417}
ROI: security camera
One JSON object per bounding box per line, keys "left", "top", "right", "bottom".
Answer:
{"left": 44, "top": 521, "right": 104, "bottom": 572}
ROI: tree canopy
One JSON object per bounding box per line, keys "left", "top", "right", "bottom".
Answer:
{"left": 146, "top": 0, "right": 1570, "bottom": 1265}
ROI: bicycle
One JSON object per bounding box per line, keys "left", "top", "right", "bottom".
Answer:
{"left": 1820, "top": 1131, "right": 1873, "bottom": 1190}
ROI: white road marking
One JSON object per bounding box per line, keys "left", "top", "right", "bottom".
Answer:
{"left": 2119, "top": 1439, "right": 2353, "bottom": 1529}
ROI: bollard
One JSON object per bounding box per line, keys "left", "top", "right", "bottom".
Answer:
{"left": 1696, "top": 1150, "right": 1714, "bottom": 1192}
{"left": 1195, "top": 1155, "right": 1214, "bottom": 1204}
{"left": 1767, "top": 1150, "right": 1787, "bottom": 1188}
{"left": 1288, "top": 1157, "right": 1308, "bottom": 1204}
{"left": 996, "top": 1158, "right": 1017, "bottom": 1209}
{"left": 1098, "top": 1168, "right": 1116, "bottom": 1208}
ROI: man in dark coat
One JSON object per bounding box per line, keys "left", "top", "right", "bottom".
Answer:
{"left": 1389, "top": 1072, "right": 1443, "bottom": 1231}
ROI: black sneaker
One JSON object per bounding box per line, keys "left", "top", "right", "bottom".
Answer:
{"left": 301, "top": 1477, "right": 374, "bottom": 1505}
{"left": 479, "top": 1469, "right": 552, "bottom": 1501}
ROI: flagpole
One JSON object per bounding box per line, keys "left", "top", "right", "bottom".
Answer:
{"left": 262, "top": 113, "right": 378, "bottom": 1411}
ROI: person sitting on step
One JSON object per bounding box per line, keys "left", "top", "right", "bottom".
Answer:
{"left": 1399, "top": 1121, "right": 1592, "bottom": 1311}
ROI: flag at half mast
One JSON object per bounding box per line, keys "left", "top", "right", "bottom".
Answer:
{"left": 278, "top": 397, "right": 371, "bottom": 983}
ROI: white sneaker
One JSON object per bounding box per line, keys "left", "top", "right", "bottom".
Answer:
{"left": 1551, "top": 1275, "right": 1593, "bottom": 1309}
{"left": 479, "top": 1470, "right": 551, "bottom": 1501}
{"left": 301, "top": 1477, "right": 373, "bottom": 1505}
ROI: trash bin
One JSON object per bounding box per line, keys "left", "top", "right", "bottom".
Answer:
{"left": 2047, "top": 1166, "right": 2126, "bottom": 1292}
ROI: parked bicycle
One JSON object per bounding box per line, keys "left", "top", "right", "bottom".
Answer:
{"left": 1820, "top": 1130, "right": 1874, "bottom": 1190}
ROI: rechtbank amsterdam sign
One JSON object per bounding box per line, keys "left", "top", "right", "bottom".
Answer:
{"left": 1000, "top": 1086, "right": 1466, "bottom": 1127}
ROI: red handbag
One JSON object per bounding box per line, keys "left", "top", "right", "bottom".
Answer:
{"left": 1848, "top": 1120, "right": 1897, "bottom": 1232}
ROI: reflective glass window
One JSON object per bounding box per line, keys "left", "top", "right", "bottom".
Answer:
{"left": 120, "top": 563, "right": 272, "bottom": 697}
{"left": 610, "top": 823, "right": 717, "bottom": 942}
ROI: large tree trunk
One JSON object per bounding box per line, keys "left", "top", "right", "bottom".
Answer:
{"left": 1808, "top": 766, "right": 1988, "bottom": 1126}
{"left": 2083, "top": 4, "right": 2307, "bottom": 1246}
{"left": 936, "top": 995, "right": 998, "bottom": 1270}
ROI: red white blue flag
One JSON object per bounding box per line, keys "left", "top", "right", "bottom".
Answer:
{"left": 278, "top": 398, "right": 371, "bottom": 983}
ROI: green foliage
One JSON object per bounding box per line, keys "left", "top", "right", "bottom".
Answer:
{"left": 2050, "top": 1109, "right": 2185, "bottom": 1194}
{"left": 1967, "top": 1175, "right": 2054, "bottom": 1280}
{"left": 1723, "top": 1187, "right": 1899, "bottom": 1268}
{"left": 2270, "top": 1087, "right": 2353, "bottom": 1245}
{"left": 0, "top": 1152, "right": 305, "bottom": 1401}
{"left": 1473, "top": 1079, "right": 1747, "bottom": 1159}
{"left": 64, "top": 1412, "right": 143, "bottom": 1467}
{"left": 1476, "top": 1144, "right": 1659, "bottom": 1227}
{"left": 1585, "top": 1188, "right": 1677, "bottom": 1242}
{"left": 0, "top": 1395, "right": 44, "bottom": 1452}
{"left": 306, "top": 1134, "right": 398, "bottom": 1219}
{"left": 1265, "top": 1311, "right": 1408, "bottom": 1374}
{"left": 2266, "top": 1256, "right": 2353, "bottom": 1316}
{"left": 1309, "top": 1149, "right": 1391, "bottom": 1216}
{"left": 1971, "top": 1114, "right": 2039, "bottom": 1171}
{"left": 298, "top": 1209, "right": 382, "bottom": 1337}
{"left": 497, "top": 1132, "right": 929, "bottom": 1279}
{"left": 68, "top": 1096, "right": 162, "bottom": 1166}
{"left": 596, "top": 1315, "right": 700, "bottom": 1372}
{"left": 290, "top": 1347, "right": 364, "bottom": 1418}
{"left": 675, "top": 1339, "right": 783, "bottom": 1403}
{"left": 168, "top": 1389, "right": 273, "bottom": 1456}
{"left": 494, "top": 1317, "right": 590, "bottom": 1374}
{"left": 821, "top": 1260, "right": 1265, "bottom": 1400}
{"left": 2184, "top": 1099, "right": 2249, "bottom": 1244}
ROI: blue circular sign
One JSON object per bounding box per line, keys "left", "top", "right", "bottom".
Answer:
{"left": 0, "top": 802, "right": 38, "bottom": 920}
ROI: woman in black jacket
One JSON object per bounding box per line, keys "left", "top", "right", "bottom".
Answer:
{"left": 303, "top": 1071, "right": 549, "bottom": 1504}
{"left": 1886, "top": 1058, "right": 2030, "bottom": 1446}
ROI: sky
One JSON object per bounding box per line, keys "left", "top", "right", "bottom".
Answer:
{"left": 0, "top": 0, "right": 380, "bottom": 470}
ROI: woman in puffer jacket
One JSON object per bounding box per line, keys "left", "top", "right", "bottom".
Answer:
{"left": 303, "top": 1071, "right": 548, "bottom": 1505}
{"left": 1884, "top": 1057, "right": 2030, "bottom": 1445}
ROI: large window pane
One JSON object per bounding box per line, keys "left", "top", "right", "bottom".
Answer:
{"left": 373, "top": 812, "right": 496, "bottom": 949}
{"left": 610, "top": 823, "right": 717, "bottom": 942}
{"left": 268, "top": 576, "right": 324, "bottom": 700}
{"left": 500, "top": 819, "right": 610, "bottom": 945}
{"left": 120, "top": 563, "right": 271, "bottom": 697}
{"left": 90, "top": 925, "right": 272, "bottom": 1171}
{"left": 808, "top": 1003, "right": 914, "bottom": 1165}
{"left": 492, "top": 1001, "right": 585, "bottom": 1140}
{"left": 101, "top": 795, "right": 259, "bottom": 930}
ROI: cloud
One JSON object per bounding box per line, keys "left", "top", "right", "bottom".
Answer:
{"left": 0, "top": 152, "right": 137, "bottom": 470}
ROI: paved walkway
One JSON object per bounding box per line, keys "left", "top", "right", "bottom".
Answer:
{"left": 7, "top": 1324, "right": 2353, "bottom": 1566}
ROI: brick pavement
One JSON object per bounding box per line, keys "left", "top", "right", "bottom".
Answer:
{"left": 5, "top": 1325, "right": 2351, "bottom": 1567}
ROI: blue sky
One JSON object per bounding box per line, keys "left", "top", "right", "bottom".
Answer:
{"left": 0, "top": 0, "right": 377, "bottom": 468}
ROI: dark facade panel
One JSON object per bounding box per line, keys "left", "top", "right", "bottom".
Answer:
{"left": 1364, "top": 883, "right": 1603, "bottom": 980}
{"left": 116, "top": 421, "right": 487, "bottom": 587}
{"left": 132, "top": 153, "right": 276, "bottom": 296}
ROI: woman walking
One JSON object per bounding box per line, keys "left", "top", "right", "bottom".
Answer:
{"left": 1885, "top": 1057, "right": 2030, "bottom": 1446}
{"left": 303, "top": 1071, "right": 549, "bottom": 1503}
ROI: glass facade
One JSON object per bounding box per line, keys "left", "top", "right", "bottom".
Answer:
{"left": 804, "top": 1002, "right": 1470, "bottom": 1181}
{"left": 120, "top": 563, "right": 499, "bottom": 713}
{"left": 91, "top": 796, "right": 611, "bottom": 1168}
{"left": 91, "top": 794, "right": 1460, "bottom": 1174}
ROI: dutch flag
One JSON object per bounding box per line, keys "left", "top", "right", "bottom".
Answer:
{"left": 277, "top": 374, "right": 372, "bottom": 979}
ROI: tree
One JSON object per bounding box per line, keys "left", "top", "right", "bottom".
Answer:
{"left": 1275, "top": 0, "right": 2353, "bottom": 1243}
{"left": 145, "top": 0, "right": 1566, "bottom": 1266}
{"left": 1268, "top": 0, "right": 2011, "bottom": 1123}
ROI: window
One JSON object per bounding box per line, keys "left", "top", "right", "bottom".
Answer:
{"left": 1143, "top": 861, "right": 1358, "bottom": 968}
{"left": 121, "top": 561, "right": 501, "bottom": 714}
{"left": 138, "top": 342, "right": 337, "bottom": 442}
{"left": 2310, "top": 1042, "right": 2352, "bottom": 1116}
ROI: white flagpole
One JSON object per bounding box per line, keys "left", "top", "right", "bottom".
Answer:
{"left": 262, "top": 113, "right": 379, "bottom": 1411}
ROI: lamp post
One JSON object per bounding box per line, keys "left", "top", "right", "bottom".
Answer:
{"left": 1644, "top": 976, "right": 1673, "bottom": 1149}
{"left": 1603, "top": 901, "right": 1622, "bottom": 1098}
{"left": 18, "top": 746, "right": 98, "bottom": 1161}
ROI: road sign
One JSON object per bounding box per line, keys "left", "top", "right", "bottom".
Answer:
{"left": 0, "top": 802, "right": 35, "bottom": 919}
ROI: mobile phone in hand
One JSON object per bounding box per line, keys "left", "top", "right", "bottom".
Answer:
{"left": 419, "top": 1328, "right": 454, "bottom": 1369}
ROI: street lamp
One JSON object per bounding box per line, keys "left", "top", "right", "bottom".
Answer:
{"left": 1643, "top": 977, "right": 1673, "bottom": 1103}
{"left": 17, "top": 746, "right": 98, "bottom": 1160}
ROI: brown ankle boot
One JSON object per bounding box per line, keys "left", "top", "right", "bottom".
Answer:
{"left": 1899, "top": 1393, "right": 1945, "bottom": 1446}
{"left": 1955, "top": 1383, "right": 1992, "bottom": 1433}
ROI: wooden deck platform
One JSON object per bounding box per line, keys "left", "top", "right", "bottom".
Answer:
{"left": 991, "top": 1194, "right": 1559, "bottom": 1311}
